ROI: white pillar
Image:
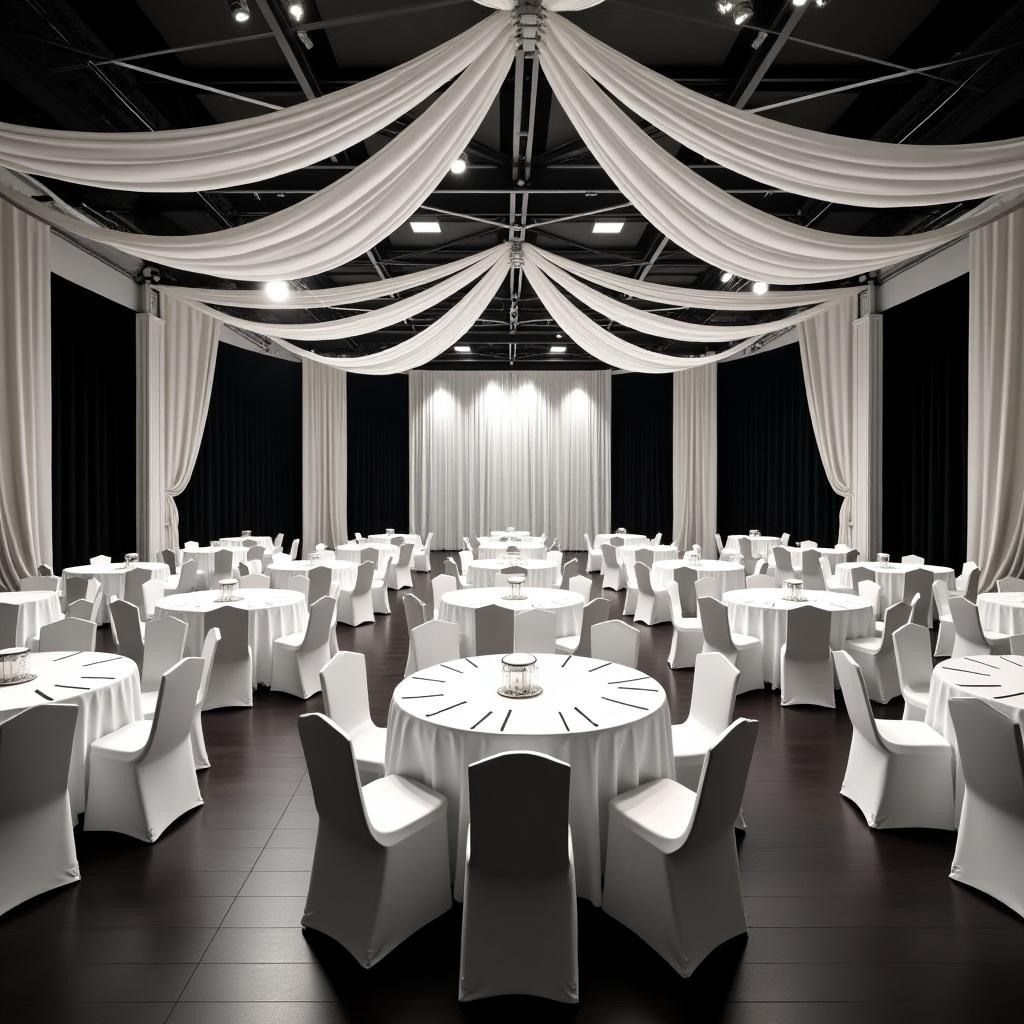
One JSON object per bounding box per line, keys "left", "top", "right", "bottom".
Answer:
{"left": 136, "top": 288, "right": 165, "bottom": 560}
{"left": 851, "top": 291, "right": 882, "bottom": 559}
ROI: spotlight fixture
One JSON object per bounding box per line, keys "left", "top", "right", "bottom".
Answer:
{"left": 550, "top": 345, "right": 567, "bottom": 354}
{"left": 409, "top": 220, "right": 441, "bottom": 234}
{"left": 720, "top": 271, "right": 734, "bottom": 284}
{"left": 454, "top": 345, "right": 472, "bottom": 353}
{"left": 287, "top": 2, "right": 304, "bottom": 21}
{"left": 228, "top": 0, "right": 251, "bottom": 23}
{"left": 791, "top": 0, "right": 808, "bottom": 6}
{"left": 555, "top": 333, "right": 563, "bottom": 339}
{"left": 751, "top": 281, "right": 769, "bottom": 295}
{"left": 450, "top": 153, "right": 467, "bottom": 174}
{"left": 592, "top": 220, "right": 624, "bottom": 234}
{"left": 814, "top": 0, "right": 829, "bottom": 6}
{"left": 263, "top": 280, "right": 290, "bottom": 302}
{"left": 732, "top": 0, "right": 754, "bottom": 24}
{"left": 715, "top": 1, "right": 734, "bottom": 13}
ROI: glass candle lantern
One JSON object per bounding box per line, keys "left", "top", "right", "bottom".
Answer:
{"left": 750, "top": 529, "right": 761, "bottom": 538}
{"left": 616, "top": 527, "right": 626, "bottom": 535}
{"left": 0, "top": 647, "right": 31, "bottom": 686}
{"left": 784, "top": 578, "right": 804, "bottom": 602}
{"left": 876, "top": 552, "right": 890, "bottom": 567}
{"left": 217, "top": 578, "right": 240, "bottom": 602}
{"left": 505, "top": 573, "right": 527, "bottom": 599}
{"left": 124, "top": 552, "right": 139, "bottom": 568}
{"left": 241, "top": 530, "right": 252, "bottom": 538}
{"left": 507, "top": 525, "right": 515, "bottom": 535}
{"left": 386, "top": 528, "right": 394, "bottom": 536}
{"left": 507, "top": 544, "right": 521, "bottom": 558}
{"left": 499, "top": 653, "right": 541, "bottom": 698}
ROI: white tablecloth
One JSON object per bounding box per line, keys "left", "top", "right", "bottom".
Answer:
{"left": 218, "top": 535, "right": 273, "bottom": 549}
{"left": 616, "top": 544, "right": 678, "bottom": 568}
{"left": 62, "top": 563, "right": 170, "bottom": 624}
{"left": 438, "top": 587, "right": 583, "bottom": 654}
{"left": 595, "top": 533, "right": 647, "bottom": 548}
{"left": 725, "top": 534, "right": 782, "bottom": 560}
{"left": 652, "top": 559, "right": 747, "bottom": 600}
{"left": 725, "top": 588, "right": 875, "bottom": 686}
{"left": 179, "top": 546, "right": 249, "bottom": 578}
{"left": 477, "top": 540, "right": 547, "bottom": 560}
{"left": 769, "top": 547, "right": 846, "bottom": 572}
{"left": 0, "top": 591, "right": 63, "bottom": 644}
{"left": 977, "top": 593, "right": 1024, "bottom": 637}
{"left": 385, "top": 653, "right": 673, "bottom": 904}
{"left": 466, "top": 559, "right": 559, "bottom": 588}
{"left": 489, "top": 530, "right": 534, "bottom": 540}
{"left": 367, "top": 533, "right": 422, "bottom": 547}
{"left": 154, "top": 589, "right": 307, "bottom": 683}
{"left": 0, "top": 651, "right": 142, "bottom": 815}
{"left": 834, "top": 562, "right": 956, "bottom": 608}
{"left": 333, "top": 543, "right": 398, "bottom": 571}
{"left": 268, "top": 559, "right": 358, "bottom": 594}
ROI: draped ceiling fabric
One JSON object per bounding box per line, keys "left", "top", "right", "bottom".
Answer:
{"left": 302, "top": 362, "right": 348, "bottom": 553}
{"left": 672, "top": 366, "right": 717, "bottom": 556}
{"left": 0, "top": 201, "right": 51, "bottom": 588}
{"left": 409, "top": 370, "right": 611, "bottom": 549}
{"left": 967, "top": 210, "right": 1024, "bottom": 591}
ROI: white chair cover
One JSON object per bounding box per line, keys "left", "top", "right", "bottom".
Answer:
{"left": 321, "top": 652, "right": 386, "bottom": 783}
{"left": 202, "top": 604, "right": 254, "bottom": 709}
{"left": 270, "top": 596, "right": 336, "bottom": 699}
{"left": 780, "top": 604, "right": 834, "bottom": 708}
{"left": 590, "top": 619, "right": 640, "bottom": 669}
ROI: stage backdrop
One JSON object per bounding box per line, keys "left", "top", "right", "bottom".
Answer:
{"left": 409, "top": 370, "right": 611, "bottom": 550}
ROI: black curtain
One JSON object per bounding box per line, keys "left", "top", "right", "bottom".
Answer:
{"left": 882, "top": 274, "right": 968, "bottom": 568}
{"left": 717, "top": 343, "right": 842, "bottom": 543}
{"left": 611, "top": 372, "right": 673, "bottom": 539}
{"left": 347, "top": 374, "right": 409, "bottom": 534}
{"left": 177, "top": 343, "right": 301, "bottom": 546}
{"left": 51, "top": 275, "right": 137, "bottom": 570}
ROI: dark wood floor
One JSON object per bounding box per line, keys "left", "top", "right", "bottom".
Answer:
{"left": 3, "top": 555, "right": 1022, "bottom": 1022}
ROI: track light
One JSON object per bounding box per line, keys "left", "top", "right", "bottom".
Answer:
{"left": 715, "top": 1, "right": 734, "bottom": 13}
{"left": 555, "top": 333, "right": 563, "bottom": 339}
{"left": 720, "top": 271, "right": 734, "bottom": 284}
{"left": 450, "top": 153, "right": 467, "bottom": 174}
{"left": 263, "top": 280, "right": 290, "bottom": 302}
{"left": 814, "top": 0, "right": 829, "bottom": 6}
{"left": 751, "top": 281, "right": 769, "bottom": 295}
{"left": 792, "top": 0, "right": 808, "bottom": 6}
{"left": 732, "top": 1, "right": 754, "bottom": 24}
{"left": 287, "top": 2, "right": 304, "bottom": 21}
{"left": 228, "top": 0, "right": 251, "bottom": 23}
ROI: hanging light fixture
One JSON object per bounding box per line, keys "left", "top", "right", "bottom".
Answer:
{"left": 450, "top": 153, "right": 468, "bottom": 174}
{"left": 287, "top": 2, "right": 304, "bottom": 21}
{"left": 263, "top": 280, "right": 290, "bottom": 302}
{"left": 228, "top": 0, "right": 251, "bottom": 23}
{"left": 732, "top": 1, "right": 754, "bottom": 25}
{"left": 751, "top": 281, "right": 769, "bottom": 295}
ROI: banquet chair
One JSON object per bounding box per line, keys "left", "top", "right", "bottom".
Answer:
{"left": 555, "top": 597, "right": 610, "bottom": 657}
{"left": 36, "top": 563, "right": 54, "bottom": 576}
{"left": 634, "top": 547, "right": 655, "bottom": 569}
{"left": 948, "top": 696, "right": 1024, "bottom": 918}
{"left": 559, "top": 558, "right": 578, "bottom": 589}
{"left": 248, "top": 545, "right": 267, "bottom": 571}
{"left": 124, "top": 566, "right": 155, "bottom": 616}
{"left": 457, "top": 549, "right": 473, "bottom": 575}
{"left": 167, "top": 558, "right": 199, "bottom": 595}
{"left": 210, "top": 548, "right": 233, "bottom": 579}
{"left": 241, "top": 539, "right": 257, "bottom": 549}
{"left": 474, "top": 604, "right": 515, "bottom": 657}
{"left": 271, "top": 596, "right": 336, "bottom": 699}
{"left": 931, "top": 580, "right": 956, "bottom": 657}
{"left": 780, "top": 532, "right": 791, "bottom": 547}
{"left": 583, "top": 533, "right": 602, "bottom": 572}
{"left": 715, "top": 532, "right": 726, "bottom": 558}
{"left": 698, "top": 596, "right": 763, "bottom": 694}
{"left": 591, "top": 619, "right": 640, "bottom": 669}
{"left": 546, "top": 548, "right": 564, "bottom": 568}
{"left": 430, "top": 573, "right": 457, "bottom": 617}
{"left": 90, "top": 555, "right": 112, "bottom": 566}
{"left": 569, "top": 575, "right": 593, "bottom": 603}
{"left": 444, "top": 556, "right": 467, "bottom": 589}
{"left": 238, "top": 573, "right": 271, "bottom": 589}
{"left": 85, "top": 657, "right": 204, "bottom": 842}
{"left": 603, "top": 718, "right": 758, "bottom": 978}
{"left": 948, "top": 596, "right": 1012, "bottom": 657}
{"left": 955, "top": 563, "right": 980, "bottom": 602}
{"left": 288, "top": 539, "right": 300, "bottom": 559}
{"left": 902, "top": 567, "right": 934, "bottom": 627}
{"left": 285, "top": 575, "right": 310, "bottom": 601}
{"left": 67, "top": 591, "right": 104, "bottom": 625}
{"left": 891, "top": 623, "right": 933, "bottom": 722}
{"left": 410, "top": 619, "right": 461, "bottom": 672}
{"left": 746, "top": 575, "right": 775, "bottom": 590}
{"left": 108, "top": 598, "right": 145, "bottom": 669}
{"left": 0, "top": 704, "right": 80, "bottom": 917}
{"left": 370, "top": 569, "right": 391, "bottom": 615}
{"left": 337, "top": 562, "right": 375, "bottom": 627}
{"left": 273, "top": 532, "right": 285, "bottom": 548}
{"left": 0, "top": 604, "right": 18, "bottom": 648}
{"left": 821, "top": 556, "right": 853, "bottom": 594}
{"left": 500, "top": 563, "right": 528, "bottom": 579}
{"left": 141, "top": 615, "right": 188, "bottom": 696}
{"left": 402, "top": 595, "right": 428, "bottom": 676}
{"left": 600, "top": 544, "right": 624, "bottom": 591}
{"left": 797, "top": 551, "right": 826, "bottom": 591}
{"left": 307, "top": 565, "right": 333, "bottom": 607}
{"left": 64, "top": 575, "right": 96, "bottom": 606}
{"left": 633, "top": 562, "right": 671, "bottom": 626}
{"left": 858, "top": 580, "right": 883, "bottom": 619}
{"left": 771, "top": 545, "right": 794, "bottom": 585}
{"left": 622, "top": 561, "right": 639, "bottom": 617}
{"left": 652, "top": 532, "right": 663, "bottom": 545}
{"left": 354, "top": 533, "right": 364, "bottom": 543}
{"left": 849, "top": 564, "right": 876, "bottom": 591}
{"left": 412, "top": 531, "right": 434, "bottom": 573}
{"left": 135, "top": 578, "right": 162, "bottom": 621}
{"left": 385, "top": 543, "right": 415, "bottom": 590}
{"left": 752, "top": 558, "right": 769, "bottom": 576}
{"left": 610, "top": 535, "right": 626, "bottom": 547}
{"left": 842, "top": 601, "right": 912, "bottom": 704}
{"left": 901, "top": 554, "right": 925, "bottom": 565}
{"left": 203, "top": 605, "right": 254, "bottom": 709}
{"left": 237, "top": 562, "right": 249, "bottom": 578}
{"left": 20, "top": 575, "right": 60, "bottom": 592}
{"left": 513, "top": 608, "right": 557, "bottom": 654}
{"left": 844, "top": 549, "right": 860, "bottom": 562}
{"left": 298, "top": 712, "right": 450, "bottom": 967}
{"left": 321, "top": 652, "right": 386, "bottom": 783}
{"left": 799, "top": 540, "right": 817, "bottom": 549}
{"left": 666, "top": 581, "right": 702, "bottom": 670}
{"left": 833, "top": 651, "right": 954, "bottom": 830}
{"left": 38, "top": 617, "right": 97, "bottom": 654}
{"left": 459, "top": 752, "right": 577, "bottom": 1002}
{"left": 996, "top": 576, "right": 1024, "bottom": 593}
{"left": 736, "top": 537, "right": 757, "bottom": 576}
{"left": 780, "top": 604, "right": 834, "bottom": 707}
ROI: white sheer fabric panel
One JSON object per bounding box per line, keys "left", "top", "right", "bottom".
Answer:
{"left": 672, "top": 366, "right": 717, "bottom": 555}
{"left": 967, "top": 210, "right": 1024, "bottom": 591}
{"left": 0, "top": 201, "right": 51, "bottom": 588}
{"left": 302, "top": 362, "right": 347, "bottom": 553}
{"left": 410, "top": 371, "right": 611, "bottom": 549}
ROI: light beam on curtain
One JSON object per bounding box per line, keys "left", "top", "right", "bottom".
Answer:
{"left": 302, "top": 362, "right": 347, "bottom": 552}
{"left": 672, "top": 366, "right": 717, "bottom": 556}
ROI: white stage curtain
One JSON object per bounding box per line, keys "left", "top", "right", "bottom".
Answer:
{"left": 161, "top": 296, "right": 218, "bottom": 550}
{"left": 967, "top": 210, "right": 1024, "bottom": 591}
{"left": 302, "top": 362, "right": 347, "bottom": 553}
{"left": 0, "top": 16, "right": 508, "bottom": 192}
{"left": 672, "top": 365, "right": 716, "bottom": 556}
{"left": 0, "top": 201, "right": 51, "bottom": 588}
{"left": 549, "top": 14, "right": 1024, "bottom": 209}
{"left": 409, "top": 370, "right": 611, "bottom": 549}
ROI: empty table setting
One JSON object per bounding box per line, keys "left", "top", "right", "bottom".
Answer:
{"left": 178, "top": 544, "right": 250, "bottom": 577}
{"left": 488, "top": 529, "right": 534, "bottom": 540}
{"left": 594, "top": 532, "right": 647, "bottom": 548}
{"left": 267, "top": 558, "right": 358, "bottom": 592}
{"left": 769, "top": 546, "right": 847, "bottom": 571}
{"left": 367, "top": 532, "right": 421, "bottom": 547}
{"left": 616, "top": 544, "right": 678, "bottom": 567}
{"left": 0, "top": 590, "right": 63, "bottom": 645}
{"left": 725, "top": 533, "right": 782, "bottom": 560}
{"left": 61, "top": 561, "right": 170, "bottom": 623}
{"left": 976, "top": 592, "right": 1024, "bottom": 637}
{"left": 651, "top": 559, "right": 747, "bottom": 599}
{"left": 333, "top": 542, "right": 399, "bottom": 570}
{"left": 476, "top": 538, "right": 547, "bottom": 560}
{"left": 218, "top": 534, "right": 273, "bottom": 549}
{"left": 834, "top": 561, "right": 956, "bottom": 607}
{"left": 466, "top": 558, "right": 559, "bottom": 588}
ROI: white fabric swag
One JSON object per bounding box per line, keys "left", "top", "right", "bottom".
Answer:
{"left": 0, "top": 15, "right": 508, "bottom": 192}
{"left": 302, "top": 362, "right": 348, "bottom": 552}
{"left": 409, "top": 370, "right": 611, "bottom": 549}
{"left": 0, "top": 201, "right": 52, "bottom": 589}
{"left": 672, "top": 365, "right": 717, "bottom": 556}
{"left": 474, "top": 0, "right": 604, "bottom": 9}
{"left": 967, "top": 210, "right": 1024, "bottom": 591}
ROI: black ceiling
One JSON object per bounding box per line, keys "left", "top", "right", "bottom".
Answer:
{"left": 1, "top": 0, "right": 1022, "bottom": 369}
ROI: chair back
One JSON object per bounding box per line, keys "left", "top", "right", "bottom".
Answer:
{"left": 878, "top": 601, "right": 913, "bottom": 653}
{"left": 474, "top": 604, "right": 515, "bottom": 656}
{"left": 36, "top": 563, "right": 54, "bottom": 576}
{"left": 849, "top": 566, "right": 875, "bottom": 590}
{"left": 833, "top": 651, "right": 884, "bottom": 750}
{"left": 772, "top": 546, "right": 793, "bottom": 574}
{"left": 123, "top": 566, "right": 154, "bottom": 610}
{"left": 559, "top": 558, "right": 578, "bottom": 589}
{"left": 585, "top": 532, "right": 595, "bottom": 553}
{"left": 632, "top": 561, "right": 656, "bottom": 597}
{"left": 108, "top": 598, "right": 144, "bottom": 663}
{"left": 600, "top": 543, "right": 618, "bottom": 571}
{"left": 204, "top": 605, "right": 250, "bottom": 661}
{"left": 818, "top": 555, "right": 836, "bottom": 586}
{"left": 672, "top": 566, "right": 698, "bottom": 616}
{"left": 67, "top": 593, "right": 103, "bottom": 623}
{"left": 931, "top": 578, "right": 951, "bottom": 618}
{"left": 688, "top": 652, "right": 741, "bottom": 736}
{"left": 892, "top": 623, "right": 932, "bottom": 702}
{"left": 901, "top": 554, "right": 925, "bottom": 565}
{"left": 0, "top": 704, "right": 79, "bottom": 818}
{"left": 799, "top": 540, "right": 817, "bottom": 549}
{"left": 302, "top": 597, "right": 336, "bottom": 652}
{"left": 249, "top": 546, "right": 267, "bottom": 569}
{"left": 686, "top": 718, "right": 758, "bottom": 849}
{"left": 410, "top": 619, "right": 461, "bottom": 671}
{"left": 307, "top": 565, "right": 333, "bottom": 605}
{"left": 634, "top": 547, "right": 654, "bottom": 569}
{"left": 348, "top": 560, "right": 374, "bottom": 597}
{"left": 286, "top": 575, "right": 310, "bottom": 601}
{"left": 572, "top": 598, "right": 610, "bottom": 657}
{"left": 753, "top": 559, "right": 769, "bottom": 576}
{"left": 948, "top": 697, "right": 1024, "bottom": 817}
{"left": 238, "top": 573, "right": 270, "bottom": 589}
{"left": 736, "top": 536, "right": 754, "bottom": 572}
{"left": 501, "top": 564, "right": 527, "bottom": 577}
{"left": 402, "top": 594, "right": 427, "bottom": 634}
{"left": 64, "top": 576, "right": 91, "bottom": 604}
{"left": 395, "top": 542, "right": 414, "bottom": 568}
{"left": 902, "top": 567, "right": 933, "bottom": 618}
{"left": 320, "top": 652, "right": 373, "bottom": 732}
{"left": 421, "top": 531, "right": 434, "bottom": 557}
{"left": 196, "top": 627, "right": 221, "bottom": 708}
{"left": 0, "top": 604, "right": 17, "bottom": 648}
{"left": 444, "top": 557, "right": 464, "bottom": 588}
{"left": 858, "top": 580, "right": 882, "bottom": 616}
{"left": 143, "top": 657, "right": 204, "bottom": 762}
{"left": 431, "top": 573, "right": 457, "bottom": 610}
{"left": 140, "top": 612, "right": 189, "bottom": 691}
{"left": 569, "top": 575, "right": 593, "bottom": 602}
{"left": 139, "top": 579, "right": 164, "bottom": 620}
{"left": 959, "top": 565, "right": 980, "bottom": 602}
{"left": 948, "top": 595, "right": 989, "bottom": 651}
{"left": 666, "top": 581, "right": 684, "bottom": 628}
{"left": 697, "top": 596, "right": 736, "bottom": 655}
{"left": 174, "top": 559, "right": 199, "bottom": 594}
{"left": 20, "top": 576, "right": 59, "bottom": 592}
{"left": 513, "top": 608, "right": 556, "bottom": 654}
{"left": 274, "top": 532, "right": 285, "bottom": 548}
{"left": 844, "top": 549, "right": 860, "bottom": 562}
{"left": 715, "top": 532, "right": 725, "bottom": 556}
{"left": 783, "top": 604, "right": 831, "bottom": 661}
{"left": 798, "top": 551, "right": 825, "bottom": 590}
{"left": 996, "top": 576, "right": 1024, "bottom": 594}
{"left": 610, "top": 536, "right": 625, "bottom": 547}
{"left": 694, "top": 577, "right": 718, "bottom": 601}
{"left": 38, "top": 617, "right": 97, "bottom": 653}
{"left": 591, "top": 618, "right": 640, "bottom": 668}
{"left": 212, "top": 548, "right": 234, "bottom": 577}
{"left": 90, "top": 555, "right": 112, "bottom": 566}
{"left": 780, "top": 532, "right": 791, "bottom": 547}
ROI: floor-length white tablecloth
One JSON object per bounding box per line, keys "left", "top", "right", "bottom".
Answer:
{"left": 725, "top": 588, "right": 875, "bottom": 686}
{"left": 724, "top": 534, "right": 783, "bottom": 560}
{"left": 62, "top": 563, "right": 170, "bottom": 624}
{"left": 268, "top": 559, "right": 358, "bottom": 593}
{"left": 0, "top": 651, "right": 142, "bottom": 815}
{"left": 154, "top": 589, "right": 306, "bottom": 683}
{"left": 834, "top": 562, "right": 956, "bottom": 608}
{"left": 0, "top": 591, "right": 63, "bottom": 644}
{"left": 595, "top": 533, "right": 647, "bottom": 548}
{"left": 367, "top": 533, "right": 422, "bottom": 548}
{"left": 977, "top": 594, "right": 1024, "bottom": 637}
{"left": 179, "top": 546, "right": 250, "bottom": 578}
{"left": 466, "top": 559, "right": 559, "bottom": 588}
{"left": 385, "top": 653, "right": 673, "bottom": 905}
{"left": 333, "top": 543, "right": 398, "bottom": 571}
{"left": 476, "top": 540, "right": 547, "bottom": 560}
{"left": 218, "top": 535, "right": 273, "bottom": 549}
{"left": 488, "top": 530, "right": 534, "bottom": 540}
{"left": 616, "top": 544, "right": 678, "bottom": 568}
{"left": 438, "top": 588, "right": 583, "bottom": 654}
{"left": 651, "top": 559, "right": 747, "bottom": 600}
{"left": 769, "top": 546, "right": 846, "bottom": 571}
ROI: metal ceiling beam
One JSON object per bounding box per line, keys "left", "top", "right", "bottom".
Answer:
{"left": 253, "top": 0, "right": 319, "bottom": 101}
{"left": 730, "top": 5, "right": 808, "bottom": 109}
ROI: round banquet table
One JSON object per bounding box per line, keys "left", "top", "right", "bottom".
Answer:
{"left": 154, "top": 589, "right": 307, "bottom": 684}
{"left": 616, "top": 544, "right": 678, "bottom": 568}
{"left": 652, "top": 559, "right": 747, "bottom": 600}
{"left": 834, "top": 562, "right": 956, "bottom": 609}
{"left": 218, "top": 535, "right": 273, "bottom": 549}
{"left": 62, "top": 563, "right": 170, "bottom": 624}
{"left": 595, "top": 533, "right": 647, "bottom": 548}
{"left": 438, "top": 587, "right": 583, "bottom": 655}
{"left": 466, "top": 559, "right": 559, "bottom": 588}
{"left": 724, "top": 588, "right": 875, "bottom": 687}
{"left": 179, "top": 546, "right": 249, "bottom": 578}
{"left": 488, "top": 530, "right": 534, "bottom": 540}
{"left": 384, "top": 652, "right": 673, "bottom": 904}
{"left": 0, "top": 651, "right": 142, "bottom": 815}
{"left": 769, "top": 546, "right": 845, "bottom": 572}
{"left": 725, "top": 534, "right": 783, "bottom": 561}
{"left": 268, "top": 559, "right": 358, "bottom": 594}
{"left": 333, "top": 543, "right": 399, "bottom": 571}
{"left": 367, "top": 533, "right": 421, "bottom": 548}
{"left": 0, "top": 591, "right": 64, "bottom": 644}
{"left": 977, "top": 593, "right": 1024, "bottom": 637}
{"left": 477, "top": 540, "right": 547, "bottom": 560}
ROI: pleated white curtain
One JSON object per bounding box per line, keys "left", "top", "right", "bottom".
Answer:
{"left": 967, "top": 210, "right": 1024, "bottom": 591}
{"left": 409, "top": 370, "right": 611, "bottom": 549}
{"left": 0, "top": 201, "right": 51, "bottom": 588}
{"left": 302, "top": 362, "right": 348, "bottom": 554}
{"left": 672, "top": 366, "right": 717, "bottom": 556}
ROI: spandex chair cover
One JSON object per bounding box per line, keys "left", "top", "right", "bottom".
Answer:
{"left": 320, "top": 652, "right": 386, "bottom": 784}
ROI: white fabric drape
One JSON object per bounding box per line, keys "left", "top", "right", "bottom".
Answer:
{"left": 851, "top": 311, "right": 883, "bottom": 559}
{"left": 549, "top": 14, "right": 1024, "bottom": 209}
{"left": 302, "top": 362, "right": 347, "bottom": 552}
{"left": 672, "top": 366, "right": 717, "bottom": 556}
{"left": 0, "top": 200, "right": 51, "bottom": 588}
{"left": 474, "top": 0, "right": 604, "bottom": 8}
{"left": 161, "top": 297, "right": 218, "bottom": 550}
{"left": 0, "top": 16, "right": 508, "bottom": 192}
{"left": 409, "top": 370, "right": 611, "bottom": 549}
{"left": 967, "top": 210, "right": 1024, "bottom": 592}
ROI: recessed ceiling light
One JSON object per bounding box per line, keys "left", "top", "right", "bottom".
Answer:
{"left": 751, "top": 281, "right": 769, "bottom": 295}
{"left": 228, "top": 0, "right": 250, "bottom": 23}
{"left": 792, "top": 0, "right": 808, "bottom": 6}
{"left": 450, "top": 153, "right": 467, "bottom": 174}
{"left": 555, "top": 333, "right": 563, "bottom": 339}
{"left": 454, "top": 345, "right": 471, "bottom": 353}
{"left": 720, "top": 271, "right": 734, "bottom": 283}
{"left": 409, "top": 220, "right": 441, "bottom": 234}
{"left": 263, "top": 280, "right": 289, "bottom": 302}
{"left": 550, "top": 345, "right": 567, "bottom": 354}
{"left": 592, "top": 221, "right": 624, "bottom": 234}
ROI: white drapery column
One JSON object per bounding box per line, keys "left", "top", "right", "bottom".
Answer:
{"left": 851, "top": 308, "right": 883, "bottom": 559}
{"left": 135, "top": 304, "right": 164, "bottom": 560}
{"left": 302, "top": 361, "right": 348, "bottom": 554}
{"left": 672, "top": 366, "right": 717, "bottom": 555}
{"left": 967, "top": 210, "right": 1024, "bottom": 591}
{"left": 0, "top": 200, "right": 51, "bottom": 587}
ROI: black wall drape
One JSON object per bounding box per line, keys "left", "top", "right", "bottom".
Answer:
{"left": 347, "top": 374, "right": 409, "bottom": 534}
{"left": 717, "top": 343, "right": 842, "bottom": 544}
{"left": 178, "top": 343, "right": 301, "bottom": 546}
{"left": 611, "top": 372, "right": 673, "bottom": 540}
{"left": 51, "top": 275, "right": 136, "bottom": 570}
{"left": 882, "top": 274, "right": 968, "bottom": 568}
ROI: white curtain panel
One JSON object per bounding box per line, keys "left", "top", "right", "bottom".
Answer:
{"left": 967, "top": 210, "right": 1024, "bottom": 591}
{"left": 302, "top": 362, "right": 348, "bottom": 552}
{"left": 549, "top": 14, "right": 1024, "bottom": 208}
{"left": 161, "top": 297, "right": 218, "bottom": 550}
{"left": 0, "top": 16, "right": 508, "bottom": 192}
{"left": 672, "top": 365, "right": 717, "bottom": 556}
{"left": 409, "top": 370, "right": 611, "bottom": 549}
{"left": 851, "top": 310, "right": 883, "bottom": 558}
{"left": 0, "top": 201, "right": 51, "bottom": 588}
